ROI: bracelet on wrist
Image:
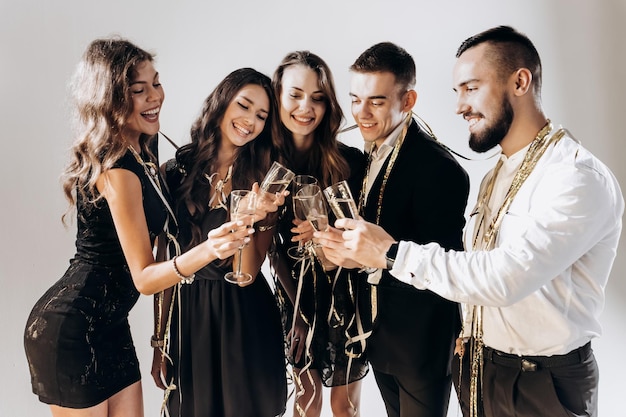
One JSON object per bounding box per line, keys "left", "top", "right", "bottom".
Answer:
{"left": 359, "top": 265, "right": 378, "bottom": 274}
{"left": 150, "top": 335, "right": 165, "bottom": 348}
{"left": 172, "top": 255, "right": 195, "bottom": 284}
{"left": 257, "top": 223, "right": 276, "bottom": 232}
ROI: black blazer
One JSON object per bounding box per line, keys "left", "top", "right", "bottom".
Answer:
{"left": 360, "top": 120, "right": 470, "bottom": 378}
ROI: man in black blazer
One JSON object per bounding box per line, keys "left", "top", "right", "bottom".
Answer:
{"left": 333, "top": 42, "right": 470, "bottom": 417}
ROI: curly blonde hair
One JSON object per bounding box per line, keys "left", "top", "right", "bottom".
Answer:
{"left": 61, "top": 37, "right": 155, "bottom": 223}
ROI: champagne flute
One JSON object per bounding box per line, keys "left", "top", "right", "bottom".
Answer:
{"left": 299, "top": 184, "right": 329, "bottom": 232}
{"left": 287, "top": 175, "right": 319, "bottom": 260}
{"left": 260, "top": 161, "right": 295, "bottom": 200}
{"left": 224, "top": 190, "right": 257, "bottom": 284}
{"left": 323, "top": 180, "right": 359, "bottom": 220}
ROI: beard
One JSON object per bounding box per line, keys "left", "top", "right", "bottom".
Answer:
{"left": 468, "top": 97, "right": 514, "bottom": 153}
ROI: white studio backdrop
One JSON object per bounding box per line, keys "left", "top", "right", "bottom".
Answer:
{"left": 1, "top": 0, "right": 625, "bottom": 416}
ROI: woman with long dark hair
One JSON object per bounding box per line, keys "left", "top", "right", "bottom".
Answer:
{"left": 152, "top": 68, "right": 288, "bottom": 417}
{"left": 270, "top": 51, "right": 368, "bottom": 417}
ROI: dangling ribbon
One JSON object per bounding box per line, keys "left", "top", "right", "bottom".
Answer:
{"left": 291, "top": 245, "right": 317, "bottom": 417}
{"left": 204, "top": 165, "right": 233, "bottom": 210}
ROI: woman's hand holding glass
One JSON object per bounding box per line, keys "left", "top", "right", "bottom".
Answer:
{"left": 255, "top": 162, "right": 293, "bottom": 231}
{"left": 290, "top": 218, "right": 315, "bottom": 245}
{"left": 288, "top": 216, "right": 316, "bottom": 261}
{"left": 250, "top": 182, "right": 287, "bottom": 226}
{"left": 205, "top": 219, "right": 254, "bottom": 260}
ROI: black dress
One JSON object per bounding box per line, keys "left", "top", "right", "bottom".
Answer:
{"left": 273, "top": 143, "right": 369, "bottom": 387}
{"left": 163, "top": 162, "right": 287, "bottom": 417}
{"left": 23, "top": 149, "right": 169, "bottom": 408}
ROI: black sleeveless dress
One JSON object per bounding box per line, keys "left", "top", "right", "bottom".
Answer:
{"left": 163, "top": 161, "right": 287, "bottom": 417}
{"left": 24, "top": 149, "right": 169, "bottom": 408}
{"left": 273, "top": 143, "right": 370, "bottom": 387}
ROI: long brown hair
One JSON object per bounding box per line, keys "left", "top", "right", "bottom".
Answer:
{"left": 174, "top": 68, "right": 275, "bottom": 246}
{"left": 271, "top": 51, "right": 349, "bottom": 188}
{"left": 61, "top": 37, "right": 156, "bottom": 223}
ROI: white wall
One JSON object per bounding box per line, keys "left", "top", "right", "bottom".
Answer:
{"left": 2, "top": 1, "right": 625, "bottom": 416}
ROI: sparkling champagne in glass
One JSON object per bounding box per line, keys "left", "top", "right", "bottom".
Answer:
{"left": 288, "top": 176, "right": 319, "bottom": 260}
{"left": 224, "top": 190, "right": 257, "bottom": 284}
{"left": 299, "top": 184, "right": 329, "bottom": 232}
{"left": 323, "top": 180, "right": 358, "bottom": 220}
{"left": 260, "top": 161, "right": 295, "bottom": 200}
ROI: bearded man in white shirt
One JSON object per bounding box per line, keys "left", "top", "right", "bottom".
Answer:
{"left": 315, "top": 25, "right": 624, "bottom": 417}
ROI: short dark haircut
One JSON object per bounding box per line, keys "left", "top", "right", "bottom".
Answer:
{"left": 350, "top": 42, "right": 416, "bottom": 93}
{"left": 456, "top": 25, "right": 542, "bottom": 94}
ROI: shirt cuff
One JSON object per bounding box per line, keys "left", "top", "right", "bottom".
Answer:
{"left": 388, "top": 241, "right": 431, "bottom": 289}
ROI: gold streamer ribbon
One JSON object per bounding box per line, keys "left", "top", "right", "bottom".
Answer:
{"left": 462, "top": 120, "right": 565, "bottom": 417}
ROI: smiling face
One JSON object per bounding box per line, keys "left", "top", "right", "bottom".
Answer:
{"left": 349, "top": 71, "right": 410, "bottom": 148}
{"left": 279, "top": 64, "right": 327, "bottom": 144}
{"left": 453, "top": 44, "right": 514, "bottom": 153}
{"left": 123, "top": 60, "right": 164, "bottom": 143}
{"left": 219, "top": 83, "right": 270, "bottom": 149}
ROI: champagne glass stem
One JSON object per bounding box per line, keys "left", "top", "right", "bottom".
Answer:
{"left": 235, "top": 247, "right": 244, "bottom": 277}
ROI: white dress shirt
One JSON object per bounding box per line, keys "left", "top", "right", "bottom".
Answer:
{"left": 389, "top": 130, "right": 624, "bottom": 355}
{"left": 363, "top": 121, "right": 405, "bottom": 197}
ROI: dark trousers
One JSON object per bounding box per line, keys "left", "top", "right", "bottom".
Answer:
{"left": 373, "top": 368, "right": 452, "bottom": 417}
{"left": 452, "top": 341, "right": 598, "bottom": 417}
